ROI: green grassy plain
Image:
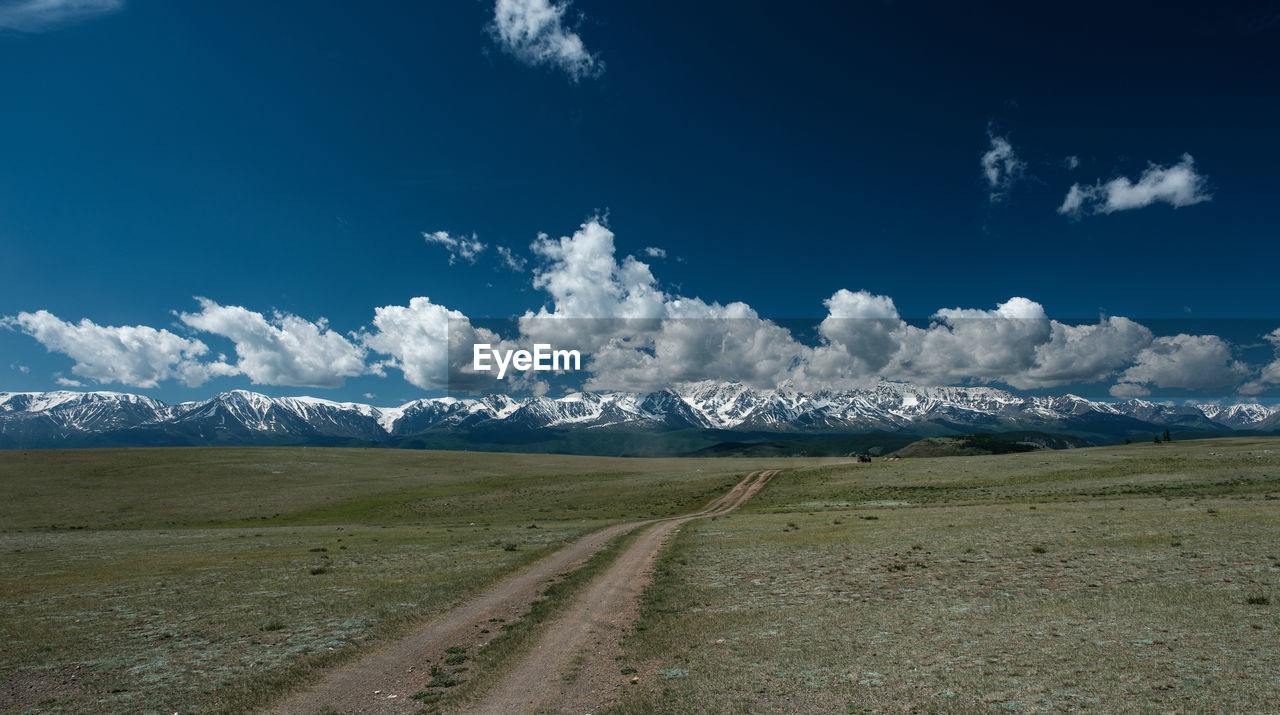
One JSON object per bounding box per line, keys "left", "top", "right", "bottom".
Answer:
{"left": 0, "top": 447, "right": 808, "bottom": 713}
{"left": 610, "top": 438, "right": 1280, "bottom": 712}
{"left": 4, "top": 440, "right": 1278, "bottom": 713}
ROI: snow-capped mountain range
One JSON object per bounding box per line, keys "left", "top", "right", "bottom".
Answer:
{"left": 1, "top": 382, "right": 1277, "bottom": 450}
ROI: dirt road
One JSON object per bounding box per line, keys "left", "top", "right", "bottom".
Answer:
{"left": 268, "top": 470, "right": 777, "bottom": 714}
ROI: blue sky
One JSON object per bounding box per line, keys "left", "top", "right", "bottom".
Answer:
{"left": 2, "top": 0, "right": 1278, "bottom": 405}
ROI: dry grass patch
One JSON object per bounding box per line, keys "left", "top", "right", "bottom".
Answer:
{"left": 0, "top": 447, "right": 833, "bottom": 713}
{"left": 612, "top": 438, "right": 1280, "bottom": 713}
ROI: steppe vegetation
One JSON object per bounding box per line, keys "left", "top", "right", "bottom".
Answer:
{"left": 3, "top": 439, "right": 1277, "bottom": 713}
{"left": 0, "top": 447, "right": 799, "bottom": 712}
{"left": 610, "top": 438, "right": 1279, "bottom": 712}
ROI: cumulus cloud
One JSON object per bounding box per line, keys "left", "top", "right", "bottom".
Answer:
{"left": 56, "top": 376, "right": 83, "bottom": 387}
{"left": 507, "top": 223, "right": 1255, "bottom": 395}
{"left": 519, "top": 218, "right": 667, "bottom": 352}
{"left": 643, "top": 247, "right": 667, "bottom": 259}
{"left": 1059, "top": 153, "right": 1211, "bottom": 218}
{"left": 1239, "top": 327, "right": 1280, "bottom": 395}
{"left": 1115, "top": 334, "right": 1250, "bottom": 393}
{"left": 490, "top": 0, "right": 602, "bottom": 81}
{"left": 1109, "top": 382, "right": 1151, "bottom": 398}
{"left": 6, "top": 218, "right": 1268, "bottom": 398}
{"left": 808, "top": 296, "right": 1161, "bottom": 391}
{"left": 178, "top": 299, "right": 366, "bottom": 388}
{"left": 814, "top": 289, "right": 902, "bottom": 376}
{"left": 981, "top": 132, "right": 1025, "bottom": 202}
{"left": 511, "top": 218, "right": 809, "bottom": 391}
{"left": 495, "top": 245, "right": 527, "bottom": 272}
{"left": 584, "top": 299, "right": 808, "bottom": 392}
{"left": 0, "top": 0, "right": 122, "bottom": 32}
{"left": 3, "top": 310, "right": 230, "bottom": 388}
{"left": 359, "top": 296, "right": 503, "bottom": 391}
{"left": 1064, "top": 155, "right": 1080, "bottom": 170}
{"left": 881, "top": 297, "right": 1052, "bottom": 386}
{"left": 424, "top": 230, "right": 486, "bottom": 265}
{"left": 1014, "top": 317, "right": 1154, "bottom": 389}
{"left": 528, "top": 219, "right": 665, "bottom": 320}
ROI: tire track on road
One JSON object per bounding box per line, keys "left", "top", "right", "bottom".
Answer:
{"left": 268, "top": 470, "right": 777, "bottom": 714}
{"left": 456, "top": 470, "right": 778, "bottom": 714}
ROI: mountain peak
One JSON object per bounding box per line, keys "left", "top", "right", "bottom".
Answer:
{"left": 1, "top": 383, "right": 1275, "bottom": 449}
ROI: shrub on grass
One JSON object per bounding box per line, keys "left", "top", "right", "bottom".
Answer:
{"left": 421, "top": 664, "right": 461, "bottom": 689}
{"left": 424, "top": 672, "right": 459, "bottom": 688}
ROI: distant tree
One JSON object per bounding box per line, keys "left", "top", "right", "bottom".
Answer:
{"left": 1125, "top": 438, "right": 1132, "bottom": 445}
{"left": 1154, "top": 434, "right": 1162, "bottom": 444}
{"left": 1163, "top": 429, "right": 1172, "bottom": 443}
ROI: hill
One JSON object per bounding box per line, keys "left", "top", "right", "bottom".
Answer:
{"left": 891, "top": 431, "right": 1091, "bottom": 457}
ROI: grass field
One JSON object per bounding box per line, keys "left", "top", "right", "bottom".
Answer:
{"left": 0, "top": 447, "right": 807, "bottom": 713}
{"left": 609, "top": 438, "right": 1280, "bottom": 712}
{"left": 3, "top": 440, "right": 1277, "bottom": 713}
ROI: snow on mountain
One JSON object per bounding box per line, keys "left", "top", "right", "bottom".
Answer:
{"left": 553, "top": 391, "right": 607, "bottom": 423}
{"left": 1193, "top": 402, "right": 1279, "bottom": 429}
{"left": 0, "top": 390, "right": 167, "bottom": 434}
{"left": 1, "top": 383, "right": 1276, "bottom": 448}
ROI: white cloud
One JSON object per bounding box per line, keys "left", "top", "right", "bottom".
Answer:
{"left": 981, "top": 132, "right": 1025, "bottom": 202}
{"left": 885, "top": 297, "right": 1052, "bottom": 385}
{"left": 1239, "top": 327, "right": 1280, "bottom": 395}
{"left": 11, "top": 363, "right": 29, "bottom": 374}
{"left": 643, "top": 247, "right": 667, "bottom": 259}
{"left": 515, "top": 218, "right": 809, "bottom": 391}
{"left": 3, "top": 310, "right": 229, "bottom": 388}
{"left": 490, "top": 0, "right": 602, "bottom": 81}
{"left": 359, "top": 296, "right": 504, "bottom": 391}
{"left": 1058, "top": 154, "right": 1211, "bottom": 218}
{"left": 1109, "top": 382, "right": 1151, "bottom": 398}
{"left": 0, "top": 0, "right": 122, "bottom": 32}
{"left": 1014, "top": 317, "right": 1154, "bottom": 389}
{"left": 526, "top": 218, "right": 665, "bottom": 321}
{"left": 1117, "top": 334, "right": 1249, "bottom": 391}
{"left": 508, "top": 226, "right": 1255, "bottom": 394}
{"left": 178, "top": 299, "right": 366, "bottom": 388}
{"left": 5, "top": 218, "right": 1268, "bottom": 398}
{"left": 810, "top": 295, "right": 1159, "bottom": 391}
{"left": 55, "top": 376, "right": 83, "bottom": 387}
{"left": 519, "top": 218, "right": 667, "bottom": 352}
{"left": 424, "top": 230, "right": 486, "bottom": 265}
{"left": 815, "top": 289, "right": 902, "bottom": 376}
{"left": 1058, "top": 183, "right": 1088, "bottom": 216}
{"left": 1064, "top": 155, "right": 1080, "bottom": 170}
{"left": 584, "top": 299, "right": 809, "bottom": 392}
{"left": 495, "top": 245, "right": 527, "bottom": 272}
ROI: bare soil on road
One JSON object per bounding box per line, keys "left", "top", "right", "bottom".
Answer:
{"left": 268, "top": 470, "right": 778, "bottom": 714}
